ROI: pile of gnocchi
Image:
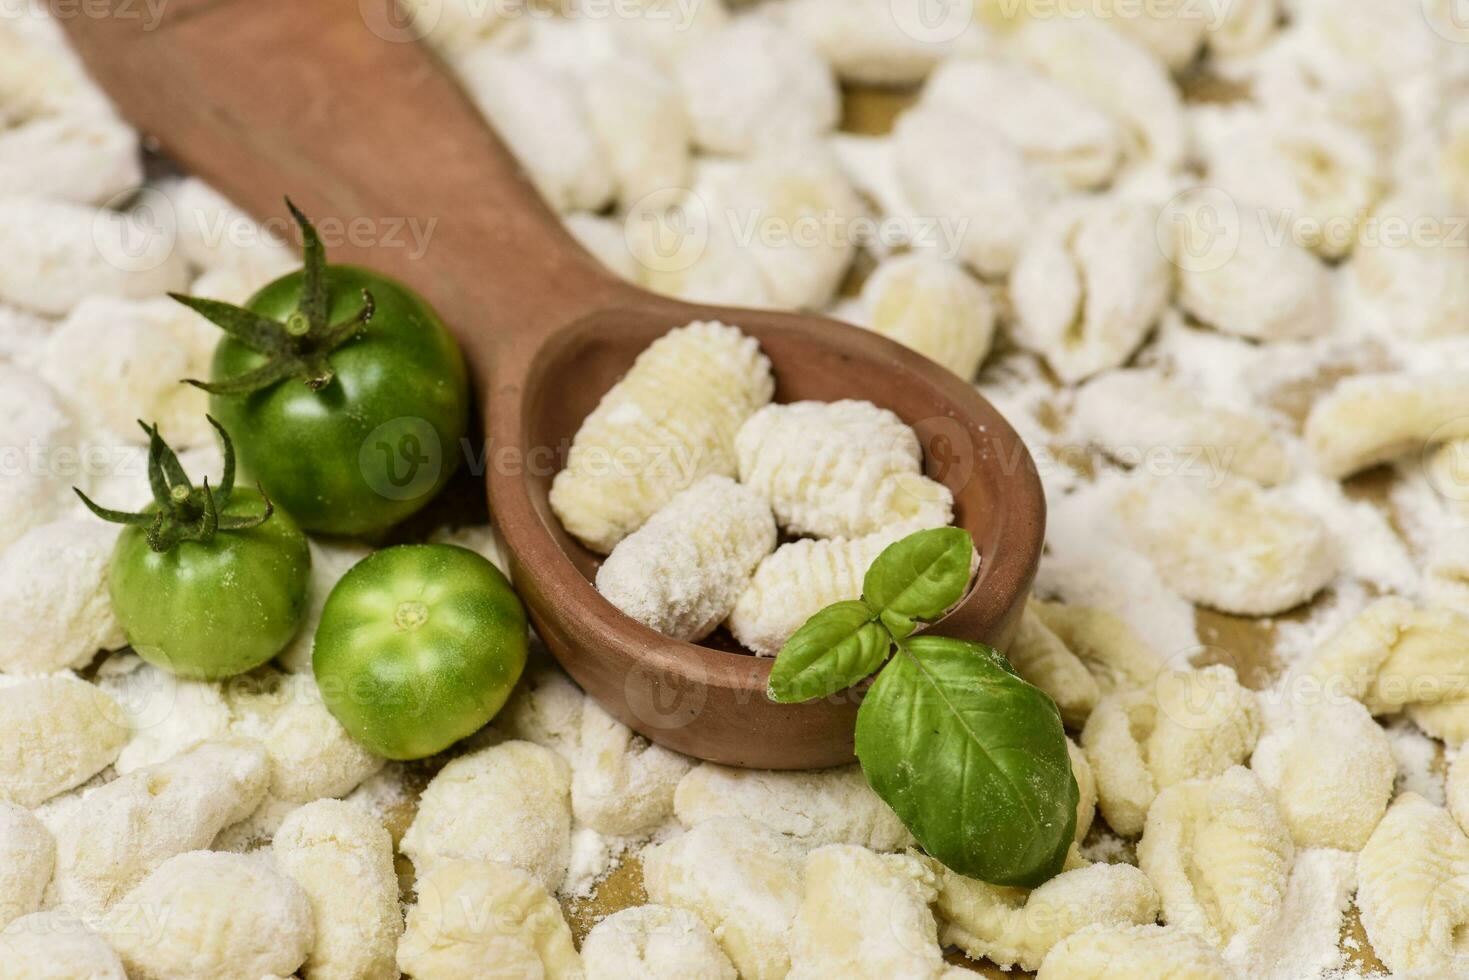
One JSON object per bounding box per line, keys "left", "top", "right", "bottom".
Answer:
{"left": 4, "top": 0, "right": 1469, "bottom": 976}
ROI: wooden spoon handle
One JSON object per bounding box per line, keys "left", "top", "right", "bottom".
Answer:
{"left": 54, "top": 0, "right": 625, "bottom": 366}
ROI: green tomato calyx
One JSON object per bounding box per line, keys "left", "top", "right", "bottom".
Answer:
{"left": 394, "top": 600, "right": 430, "bottom": 632}
{"left": 171, "top": 198, "right": 376, "bottom": 397}
{"left": 73, "top": 417, "right": 276, "bottom": 553}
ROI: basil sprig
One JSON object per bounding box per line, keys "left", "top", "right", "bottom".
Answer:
{"left": 766, "top": 527, "right": 1077, "bottom": 887}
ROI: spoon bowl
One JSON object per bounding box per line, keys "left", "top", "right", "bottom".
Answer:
{"left": 58, "top": 0, "right": 1045, "bottom": 767}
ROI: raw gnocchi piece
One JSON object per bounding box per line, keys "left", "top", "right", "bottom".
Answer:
{"left": 1008, "top": 605, "right": 1101, "bottom": 728}
{"left": 1137, "top": 766, "right": 1294, "bottom": 948}
{"left": 94, "top": 656, "right": 232, "bottom": 773}
{"left": 1072, "top": 370, "right": 1293, "bottom": 487}
{"left": 1104, "top": 0, "right": 1209, "bottom": 70}
{"left": 0, "top": 518, "right": 124, "bottom": 674}
{"left": 0, "top": 803, "right": 53, "bottom": 929}
{"left": 1036, "top": 923, "right": 1232, "bottom": 979}
{"left": 1010, "top": 197, "right": 1171, "bottom": 384}
{"left": 1250, "top": 698, "right": 1395, "bottom": 850}
{"left": 1451, "top": 751, "right": 1469, "bottom": 838}
{"left": 629, "top": 193, "right": 774, "bottom": 309}
{"left": 44, "top": 737, "right": 270, "bottom": 915}
{"left": 1029, "top": 601, "right": 1162, "bottom": 701}
{"left": 40, "top": 296, "right": 215, "bottom": 447}
{"left": 735, "top": 400, "right": 953, "bottom": 539}
{"left": 1342, "top": 194, "right": 1469, "bottom": 340}
{"left": 227, "top": 672, "right": 384, "bottom": 804}
{"left": 596, "top": 475, "right": 775, "bottom": 642}
{"left": 1115, "top": 476, "right": 1336, "bottom": 616}
{"left": 272, "top": 800, "right": 402, "bottom": 980}
{"left": 103, "top": 851, "right": 313, "bottom": 980}
{"left": 674, "top": 17, "right": 837, "bottom": 156}
{"left": 1081, "top": 666, "right": 1260, "bottom": 837}
{"left": 1204, "top": 0, "right": 1280, "bottom": 59}
{"left": 0, "top": 674, "right": 126, "bottom": 808}
{"left": 583, "top": 58, "right": 691, "bottom": 213}
{"left": 921, "top": 58, "right": 1123, "bottom": 190}
{"left": 0, "top": 912, "right": 126, "bottom": 980}
{"left": 1168, "top": 189, "right": 1332, "bottom": 341}
{"left": 550, "top": 320, "right": 774, "bottom": 554}
{"left": 856, "top": 254, "right": 997, "bottom": 380}
{"left": 1302, "top": 597, "right": 1469, "bottom": 745}
{"left": 933, "top": 857, "right": 1160, "bottom": 971}
{"left": 1069, "top": 739, "right": 1097, "bottom": 843}
{"left": 0, "top": 111, "right": 140, "bottom": 207}
{"left": 457, "top": 50, "right": 613, "bottom": 213}
{"left": 789, "top": 846, "right": 946, "bottom": 979}
{"left": 0, "top": 366, "right": 78, "bottom": 555}
{"left": 402, "top": 740, "right": 573, "bottom": 893}
{"left": 572, "top": 700, "right": 694, "bottom": 837}
{"left": 162, "top": 178, "right": 296, "bottom": 282}
{"left": 1304, "top": 369, "right": 1469, "bottom": 478}
{"left": 893, "top": 103, "right": 1053, "bottom": 276}
{"left": 582, "top": 904, "right": 735, "bottom": 980}
{"left": 643, "top": 816, "right": 804, "bottom": 980}
{"left": 0, "top": 197, "right": 189, "bottom": 316}
{"left": 780, "top": 0, "right": 975, "bottom": 85}
{"left": 397, "top": 858, "right": 582, "bottom": 980}
{"left": 1357, "top": 793, "right": 1469, "bottom": 976}
{"left": 727, "top": 526, "right": 905, "bottom": 657}
{"left": 495, "top": 660, "right": 586, "bottom": 762}
{"left": 674, "top": 763, "right": 913, "bottom": 851}
{"left": 1013, "top": 18, "right": 1186, "bottom": 170}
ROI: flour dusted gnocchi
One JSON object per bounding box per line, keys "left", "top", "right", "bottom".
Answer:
{"left": 1010, "top": 198, "right": 1172, "bottom": 384}
{"left": 1036, "top": 923, "right": 1232, "bottom": 979}
{"left": 1357, "top": 793, "right": 1469, "bottom": 976}
{"left": 1081, "top": 666, "right": 1261, "bottom": 837}
{"left": 736, "top": 400, "right": 953, "bottom": 539}
{"left": 920, "top": 58, "right": 1123, "bottom": 190}
{"left": 583, "top": 58, "right": 691, "bottom": 213}
{"left": 398, "top": 858, "right": 582, "bottom": 980}
{"left": 1073, "top": 371, "right": 1293, "bottom": 487}
{"left": 272, "top": 800, "right": 402, "bottom": 980}
{"left": 933, "top": 857, "right": 1160, "bottom": 972}
{"left": 0, "top": 197, "right": 189, "bottom": 316}
{"left": 0, "top": 519, "right": 124, "bottom": 674}
{"left": 1342, "top": 194, "right": 1469, "bottom": 340}
{"left": 780, "top": 0, "right": 972, "bottom": 85}
{"left": 104, "top": 850, "right": 313, "bottom": 980}
{"left": 495, "top": 660, "right": 586, "bottom": 762}
{"left": 597, "top": 475, "right": 775, "bottom": 642}
{"left": 0, "top": 803, "right": 52, "bottom": 928}
{"left": 0, "top": 913, "right": 126, "bottom": 980}
{"left": 1008, "top": 606, "right": 1102, "bottom": 728}
{"left": 44, "top": 737, "right": 270, "bottom": 915}
{"left": 1304, "top": 369, "right": 1469, "bottom": 478}
{"left": 403, "top": 740, "right": 572, "bottom": 893}
{"left": 728, "top": 526, "right": 905, "bottom": 657}
{"left": 582, "top": 904, "right": 736, "bottom": 980}
{"left": 629, "top": 193, "right": 774, "bottom": 309}
{"left": 1250, "top": 697, "right": 1395, "bottom": 850}
{"left": 855, "top": 254, "right": 997, "bottom": 380}
{"left": 1106, "top": 0, "right": 1210, "bottom": 70}
{"left": 789, "top": 846, "right": 946, "bottom": 979}
{"left": 551, "top": 320, "right": 773, "bottom": 554}
{"left": 93, "top": 656, "right": 232, "bottom": 773}
{"left": 674, "top": 763, "right": 913, "bottom": 851}
{"left": 1115, "top": 476, "right": 1336, "bottom": 616}
{"left": 1138, "top": 766, "right": 1293, "bottom": 947}
{"left": 643, "top": 816, "right": 804, "bottom": 980}
{"left": 572, "top": 700, "right": 694, "bottom": 837}
{"left": 0, "top": 368, "right": 81, "bottom": 553}
{"left": 0, "top": 674, "right": 126, "bottom": 808}
{"left": 1029, "top": 601, "right": 1163, "bottom": 702}
{"left": 674, "top": 17, "right": 837, "bottom": 156}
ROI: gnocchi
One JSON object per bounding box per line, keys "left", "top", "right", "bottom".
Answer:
{"left": 1037, "top": 923, "right": 1232, "bottom": 979}
{"left": 572, "top": 700, "right": 694, "bottom": 837}
{"left": 735, "top": 400, "right": 953, "bottom": 539}
{"left": 0, "top": 912, "right": 127, "bottom": 980}
{"left": 855, "top": 254, "right": 997, "bottom": 380}
{"left": 583, "top": 58, "right": 691, "bottom": 213}
{"left": 0, "top": 803, "right": 53, "bottom": 929}
{"left": 780, "top": 0, "right": 972, "bottom": 86}
{"left": 1007, "top": 605, "right": 1102, "bottom": 728}
{"left": 0, "top": 674, "right": 126, "bottom": 808}
{"left": 1115, "top": 476, "right": 1336, "bottom": 616}
{"left": 94, "top": 655, "right": 232, "bottom": 773}
{"left": 596, "top": 475, "right": 776, "bottom": 642}
{"left": 581, "top": 904, "right": 736, "bottom": 980}
{"left": 550, "top": 320, "right": 774, "bottom": 555}
{"left": 0, "top": 518, "right": 125, "bottom": 674}
{"left": 1303, "top": 369, "right": 1469, "bottom": 478}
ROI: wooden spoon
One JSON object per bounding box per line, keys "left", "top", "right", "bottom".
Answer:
{"left": 57, "top": 0, "right": 1045, "bottom": 768}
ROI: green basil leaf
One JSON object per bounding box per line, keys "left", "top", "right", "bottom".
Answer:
{"left": 855, "top": 635, "right": 1077, "bottom": 887}
{"left": 767, "top": 601, "right": 892, "bottom": 704}
{"left": 862, "top": 527, "right": 974, "bottom": 639}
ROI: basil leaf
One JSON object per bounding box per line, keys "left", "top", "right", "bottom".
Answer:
{"left": 855, "top": 635, "right": 1077, "bottom": 887}
{"left": 767, "top": 600, "right": 892, "bottom": 703}
{"left": 862, "top": 527, "right": 974, "bottom": 639}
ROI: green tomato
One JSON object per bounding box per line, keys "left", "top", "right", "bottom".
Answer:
{"left": 313, "top": 544, "right": 528, "bottom": 760}
{"left": 211, "top": 265, "right": 469, "bottom": 538}
{"left": 111, "top": 488, "right": 312, "bottom": 679}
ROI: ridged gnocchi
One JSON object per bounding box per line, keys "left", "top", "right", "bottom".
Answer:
{"left": 1008, "top": 606, "right": 1102, "bottom": 728}
{"left": 0, "top": 674, "right": 126, "bottom": 809}
{"left": 855, "top": 254, "right": 997, "bottom": 380}
{"left": 1010, "top": 197, "right": 1171, "bottom": 384}
{"left": 550, "top": 320, "right": 774, "bottom": 554}
{"left": 1357, "top": 793, "right": 1469, "bottom": 976}
{"left": 735, "top": 400, "right": 952, "bottom": 539}
{"left": 1137, "top": 766, "right": 1294, "bottom": 948}
{"left": 1081, "top": 666, "right": 1261, "bottom": 837}
{"left": 1115, "top": 476, "right": 1336, "bottom": 616}
{"left": 1036, "top": 923, "right": 1232, "bottom": 979}
{"left": 582, "top": 904, "right": 736, "bottom": 980}
{"left": 1303, "top": 369, "right": 1469, "bottom": 478}
{"left": 596, "top": 475, "right": 776, "bottom": 642}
